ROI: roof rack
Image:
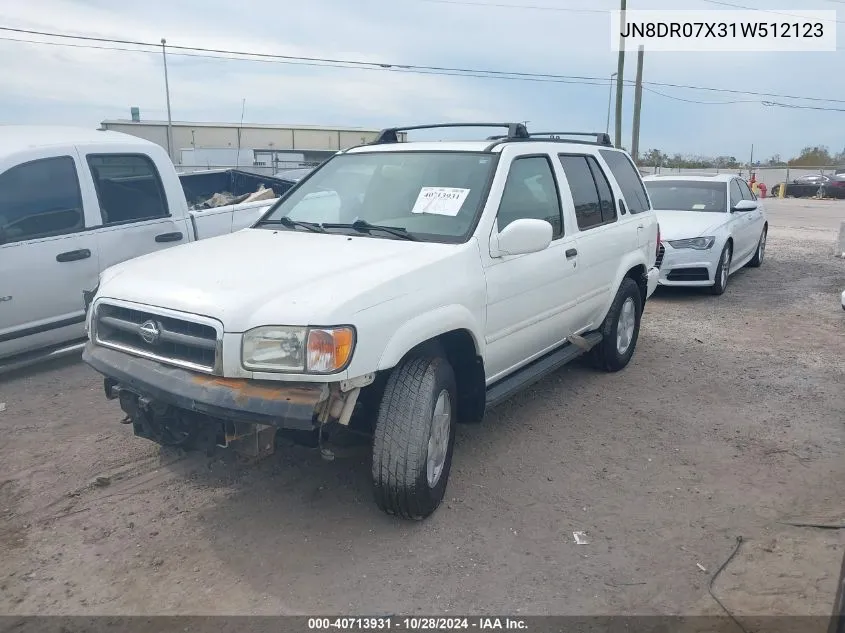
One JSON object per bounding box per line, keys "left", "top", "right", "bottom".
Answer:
{"left": 372, "top": 122, "right": 529, "bottom": 144}
{"left": 485, "top": 131, "right": 612, "bottom": 147}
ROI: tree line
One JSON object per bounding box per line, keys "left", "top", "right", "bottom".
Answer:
{"left": 637, "top": 146, "right": 845, "bottom": 169}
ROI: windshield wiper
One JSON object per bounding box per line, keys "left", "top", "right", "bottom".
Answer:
{"left": 321, "top": 219, "right": 418, "bottom": 241}
{"left": 255, "top": 217, "right": 327, "bottom": 233}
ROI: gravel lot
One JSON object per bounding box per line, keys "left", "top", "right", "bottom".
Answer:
{"left": 1, "top": 198, "right": 844, "bottom": 618}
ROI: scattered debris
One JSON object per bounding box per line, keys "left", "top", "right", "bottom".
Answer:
{"left": 0, "top": 402, "right": 6, "bottom": 413}
{"left": 573, "top": 531, "right": 589, "bottom": 545}
{"left": 189, "top": 185, "right": 276, "bottom": 210}
{"left": 93, "top": 476, "right": 111, "bottom": 487}
{"left": 605, "top": 580, "right": 647, "bottom": 587}
{"left": 243, "top": 185, "right": 276, "bottom": 203}
{"left": 696, "top": 563, "right": 707, "bottom": 572}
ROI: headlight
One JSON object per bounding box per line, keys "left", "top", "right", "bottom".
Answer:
{"left": 241, "top": 325, "right": 355, "bottom": 373}
{"left": 667, "top": 236, "right": 715, "bottom": 250}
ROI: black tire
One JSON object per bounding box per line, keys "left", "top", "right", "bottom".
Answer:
{"left": 372, "top": 355, "right": 457, "bottom": 520}
{"left": 590, "top": 277, "right": 642, "bottom": 372}
{"left": 747, "top": 227, "right": 767, "bottom": 268}
{"left": 709, "top": 242, "right": 732, "bottom": 295}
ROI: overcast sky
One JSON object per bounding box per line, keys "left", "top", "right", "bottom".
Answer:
{"left": 1, "top": 0, "right": 843, "bottom": 160}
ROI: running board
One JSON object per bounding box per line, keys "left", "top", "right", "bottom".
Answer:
{"left": 0, "top": 340, "right": 86, "bottom": 376}
{"left": 485, "top": 331, "right": 603, "bottom": 408}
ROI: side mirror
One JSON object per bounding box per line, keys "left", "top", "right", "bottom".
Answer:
{"left": 495, "top": 218, "right": 553, "bottom": 256}
{"left": 732, "top": 199, "right": 757, "bottom": 212}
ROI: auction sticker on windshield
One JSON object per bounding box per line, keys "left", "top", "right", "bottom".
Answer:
{"left": 411, "top": 187, "right": 470, "bottom": 216}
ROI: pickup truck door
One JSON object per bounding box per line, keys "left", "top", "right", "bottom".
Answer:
{"left": 75, "top": 150, "right": 192, "bottom": 275}
{"left": 482, "top": 154, "right": 582, "bottom": 383}
{"left": 0, "top": 153, "right": 99, "bottom": 359}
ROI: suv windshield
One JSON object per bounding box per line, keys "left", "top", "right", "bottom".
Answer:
{"left": 644, "top": 180, "right": 727, "bottom": 213}
{"left": 258, "top": 151, "right": 497, "bottom": 242}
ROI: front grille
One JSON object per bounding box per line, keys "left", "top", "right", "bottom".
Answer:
{"left": 655, "top": 243, "right": 665, "bottom": 269}
{"left": 666, "top": 267, "right": 709, "bottom": 282}
{"left": 94, "top": 303, "right": 219, "bottom": 372}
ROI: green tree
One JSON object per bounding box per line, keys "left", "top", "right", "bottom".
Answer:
{"left": 789, "top": 146, "right": 833, "bottom": 166}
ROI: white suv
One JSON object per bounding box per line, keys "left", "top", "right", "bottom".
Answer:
{"left": 83, "top": 123, "right": 660, "bottom": 519}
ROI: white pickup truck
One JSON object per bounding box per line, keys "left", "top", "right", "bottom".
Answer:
{"left": 0, "top": 126, "right": 290, "bottom": 372}
{"left": 82, "top": 123, "right": 660, "bottom": 520}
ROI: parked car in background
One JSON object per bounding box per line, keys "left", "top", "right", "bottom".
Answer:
{"left": 82, "top": 122, "right": 660, "bottom": 519}
{"left": 642, "top": 174, "right": 768, "bottom": 295}
{"left": 771, "top": 174, "right": 845, "bottom": 199}
{"left": 0, "top": 126, "right": 295, "bottom": 372}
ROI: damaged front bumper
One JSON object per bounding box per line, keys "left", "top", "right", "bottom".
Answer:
{"left": 82, "top": 342, "right": 328, "bottom": 431}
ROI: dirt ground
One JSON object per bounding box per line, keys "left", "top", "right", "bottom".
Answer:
{"left": 1, "top": 198, "right": 844, "bottom": 619}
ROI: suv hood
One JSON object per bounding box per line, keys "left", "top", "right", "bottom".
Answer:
{"left": 96, "top": 228, "right": 468, "bottom": 331}
{"left": 655, "top": 210, "right": 729, "bottom": 241}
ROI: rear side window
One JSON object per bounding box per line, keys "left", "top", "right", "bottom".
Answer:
{"left": 87, "top": 154, "right": 169, "bottom": 225}
{"left": 0, "top": 156, "right": 84, "bottom": 244}
{"left": 598, "top": 149, "right": 651, "bottom": 214}
{"left": 586, "top": 156, "right": 617, "bottom": 222}
{"left": 558, "top": 154, "right": 616, "bottom": 231}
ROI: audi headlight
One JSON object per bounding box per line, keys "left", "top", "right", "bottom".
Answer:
{"left": 667, "top": 236, "right": 715, "bottom": 250}
{"left": 241, "top": 325, "right": 355, "bottom": 373}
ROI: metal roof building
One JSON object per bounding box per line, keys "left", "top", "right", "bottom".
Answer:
{"left": 99, "top": 119, "right": 404, "bottom": 169}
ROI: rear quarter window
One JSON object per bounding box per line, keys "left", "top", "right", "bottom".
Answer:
{"left": 598, "top": 149, "right": 651, "bottom": 214}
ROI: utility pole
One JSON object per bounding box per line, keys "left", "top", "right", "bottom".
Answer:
{"left": 161, "top": 38, "right": 174, "bottom": 163}
{"left": 614, "top": 0, "right": 626, "bottom": 148}
{"left": 236, "top": 98, "right": 246, "bottom": 167}
{"left": 748, "top": 144, "right": 754, "bottom": 178}
{"left": 631, "top": 45, "right": 644, "bottom": 163}
{"left": 605, "top": 72, "right": 617, "bottom": 135}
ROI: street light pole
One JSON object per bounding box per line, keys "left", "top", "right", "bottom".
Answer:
{"left": 161, "top": 38, "right": 174, "bottom": 163}
{"left": 605, "top": 72, "right": 618, "bottom": 135}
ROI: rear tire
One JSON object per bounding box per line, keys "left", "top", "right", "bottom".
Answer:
{"left": 372, "top": 355, "right": 456, "bottom": 520}
{"left": 590, "top": 277, "right": 642, "bottom": 372}
{"left": 710, "top": 243, "right": 732, "bottom": 295}
{"left": 747, "top": 227, "right": 766, "bottom": 268}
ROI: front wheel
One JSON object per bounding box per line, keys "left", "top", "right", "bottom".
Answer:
{"left": 590, "top": 277, "right": 642, "bottom": 372}
{"left": 372, "top": 355, "right": 456, "bottom": 520}
{"left": 710, "top": 243, "right": 732, "bottom": 295}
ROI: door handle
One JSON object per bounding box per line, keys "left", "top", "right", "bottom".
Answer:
{"left": 565, "top": 248, "right": 578, "bottom": 259}
{"left": 155, "top": 231, "right": 183, "bottom": 243}
{"left": 56, "top": 249, "right": 91, "bottom": 263}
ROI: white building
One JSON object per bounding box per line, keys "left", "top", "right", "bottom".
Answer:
{"left": 99, "top": 118, "right": 404, "bottom": 172}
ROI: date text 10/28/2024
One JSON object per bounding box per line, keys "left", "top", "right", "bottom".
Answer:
{"left": 308, "top": 617, "right": 528, "bottom": 630}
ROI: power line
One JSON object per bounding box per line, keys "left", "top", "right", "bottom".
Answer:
{"left": 417, "top": 0, "right": 845, "bottom": 25}
{"left": 642, "top": 86, "right": 758, "bottom": 105}
{"left": 2, "top": 25, "right": 845, "bottom": 105}
{"left": 699, "top": 0, "right": 845, "bottom": 24}
{"left": 0, "top": 35, "right": 613, "bottom": 86}
{"left": 762, "top": 100, "right": 845, "bottom": 112}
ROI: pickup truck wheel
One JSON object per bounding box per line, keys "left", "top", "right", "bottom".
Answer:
{"left": 591, "top": 277, "right": 642, "bottom": 372}
{"left": 371, "top": 356, "right": 457, "bottom": 520}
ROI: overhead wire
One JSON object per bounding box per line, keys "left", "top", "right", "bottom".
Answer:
{"left": 698, "top": 0, "right": 845, "bottom": 24}
{"left": 1, "top": 25, "right": 844, "bottom": 105}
